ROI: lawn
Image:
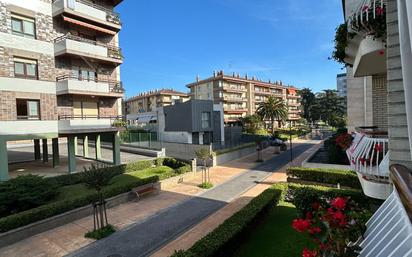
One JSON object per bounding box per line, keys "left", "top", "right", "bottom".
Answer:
{"left": 232, "top": 201, "right": 316, "bottom": 257}
{"left": 54, "top": 166, "right": 174, "bottom": 202}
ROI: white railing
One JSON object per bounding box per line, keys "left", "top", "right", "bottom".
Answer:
{"left": 358, "top": 165, "right": 412, "bottom": 256}
{"left": 346, "top": 131, "right": 389, "bottom": 178}
{"left": 348, "top": 0, "right": 386, "bottom": 34}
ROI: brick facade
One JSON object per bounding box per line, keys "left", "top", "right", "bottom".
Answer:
{"left": 372, "top": 75, "right": 388, "bottom": 130}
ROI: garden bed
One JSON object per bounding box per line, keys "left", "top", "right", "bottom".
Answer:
{"left": 0, "top": 158, "right": 191, "bottom": 233}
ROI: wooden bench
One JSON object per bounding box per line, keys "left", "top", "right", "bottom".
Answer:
{"left": 131, "top": 183, "right": 159, "bottom": 200}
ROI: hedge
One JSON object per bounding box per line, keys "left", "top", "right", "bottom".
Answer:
{"left": 171, "top": 186, "right": 283, "bottom": 257}
{"left": 0, "top": 176, "right": 158, "bottom": 233}
{"left": 287, "top": 167, "right": 361, "bottom": 189}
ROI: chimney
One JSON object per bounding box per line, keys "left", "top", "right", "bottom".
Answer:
{"left": 245, "top": 74, "right": 248, "bottom": 79}
{"left": 196, "top": 75, "right": 200, "bottom": 82}
{"left": 232, "top": 72, "right": 235, "bottom": 77}
{"left": 213, "top": 71, "right": 216, "bottom": 77}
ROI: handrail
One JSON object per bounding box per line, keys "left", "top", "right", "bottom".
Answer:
{"left": 54, "top": 34, "right": 121, "bottom": 52}
{"left": 58, "top": 115, "right": 124, "bottom": 121}
{"left": 390, "top": 164, "right": 412, "bottom": 222}
{"left": 56, "top": 74, "right": 124, "bottom": 93}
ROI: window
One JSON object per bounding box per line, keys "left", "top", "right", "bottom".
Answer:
{"left": 16, "top": 99, "right": 40, "bottom": 119}
{"left": 201, "top": 112, "right": 211, "bottom": 129}
{"left": 11, "top": 14, "right": 36, "bottom": 39}
{"left": 14, "top": 57, "right": 38, "bottom": 79}
{"left": 71, "top": 67, "right": 97, "bottom": 81}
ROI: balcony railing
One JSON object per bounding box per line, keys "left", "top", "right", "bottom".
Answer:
{"left": 76, "top": 0, "right": 121, "bottom": 25}
{"left": 222, "top": 86, "right": 247, "bottom": 92}
{"left": 348, "top": 0, "right": 386, "bottom": 35}
{"left": 357, "top": 164, "right": 412, "bottom": 256}
{"left": 54, "top": 34, "right": 123, "bottom": 60}
{"left": 56, "top": 74, "right": 124, "bottom": 93}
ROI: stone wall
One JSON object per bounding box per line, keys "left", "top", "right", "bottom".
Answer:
{"left": 372, "top": 75, "right": 388, "bottom": 130}
{"left": 386, "top": 0, "right": 412, "bottom": 168}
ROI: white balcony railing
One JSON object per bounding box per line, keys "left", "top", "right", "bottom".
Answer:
{"left": 346, "top": 130, "right": 392, "bottom": 199}
{"left": 348, "top": 0, "right": 386, "bottom": 34}
{"left": 357, "top": 164, "right": 412, "bottom": 256}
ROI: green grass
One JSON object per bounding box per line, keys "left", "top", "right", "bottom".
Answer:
{"left": 233, "top": 201, "right": 316, "bottom": 257}
{"left": 54, "top": 166, "right": 174, "bottom": 202}
{"left": 198, "top": 182, "right": 214, "bottom": 189}
{"left": 85, "top": 224, "right": 116, "bottom": 240}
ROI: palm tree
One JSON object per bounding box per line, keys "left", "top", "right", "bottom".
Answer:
{"left": 256, "top": 96, "right": 288, "bottom": 133}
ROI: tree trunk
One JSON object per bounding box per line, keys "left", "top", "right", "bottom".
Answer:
{"left": 271, "top": 118, "right": 275, "bottom": 134}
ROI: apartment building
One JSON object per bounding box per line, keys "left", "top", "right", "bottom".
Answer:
{"left": 0, "top": 0, "right": 124, "bottom": 180}
{"left": 186, "top": 71, "right": 301, "bottom": 125}
{"left": 125, "top": 89, "right": 189, "bottom": 115}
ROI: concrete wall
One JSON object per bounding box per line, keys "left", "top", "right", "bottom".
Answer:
{"left": 0, "top": 120, "right": 58, "bottom": 135}
{"left": 162, "top": 142, "right": 211, "bottom": 161}
{"left": 56, "top": 80, "right": 110, "bottom": 94}
{"left": 386, "top": 0, "right": 412, "bottom": 168}
{"left": 215, "top": 145, "right": 256, "bottom": 165}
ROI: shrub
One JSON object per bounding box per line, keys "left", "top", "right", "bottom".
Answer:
{"left": 175, "top": 164, "right": 192, "bottom": 175}
{"left": 324, "top": 132, "right": 350, "bottom": 165}
{"left": 125, "top": 160, "right": 154, "bottom": 171}
{"left": 288, "top": 184, "right": 375, "bottom": 217}
{"left": 163, "top": 157, "right": 188, "bottom": 169}
{"left": 0, "top": 176, "right": 158, "bottom": 232}
{"left": 0, "top": 175, "right": 59, "bottom": 217}
{"left": 172, "top": 187, "right": 282, "bottom": 257}
{"left": 287, "top": 167, "right": 361, "bottom": 189}
{"left": 85, "top": 224, "right": 116, "bottom": 240}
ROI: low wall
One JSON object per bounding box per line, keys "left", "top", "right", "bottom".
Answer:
{"left": 0, "top": 182, "right": 160, "bottom": 248}
{"left": 215, "top": 145, "right": 256, "bottom": 165}
{"left": 163, "top": 142, "right": 211, "bottom": 161}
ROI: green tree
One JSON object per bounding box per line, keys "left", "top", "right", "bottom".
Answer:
{"left": 256, "top": 96, "right": 288, "bottom": 133}
{"left": 299, "top": 88, "right": 316, "bottom": 122}
{"left": 239, "top": 114, "right": 264, "bottom": 134}
{"left": 312, "top": 90, "right": 345, "bottom": 126}
{"left": 82, "top": 164, "right": 115, "bottom": 231}
{"left": 195, "top": 148, "right": 214, "bottom": 188}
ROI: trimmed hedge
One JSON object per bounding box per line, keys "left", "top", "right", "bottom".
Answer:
{"left": 0, "top": 175, "right": 158, "bottom": 233}
{"left": 171, "top": 186, "right": 283, "bottom": 257}
{"left": 287, "top": 167, "right": 361, "bottom": 189}
{"left": 0, "top": 158, "right": 191, "bottom": 233}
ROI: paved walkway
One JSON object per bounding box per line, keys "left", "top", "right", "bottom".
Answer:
{"left": 68, "top": 142, "right": 316, "bottom": 257}
{"left": 0, "top": 139, "right": 320, "bottom": 257}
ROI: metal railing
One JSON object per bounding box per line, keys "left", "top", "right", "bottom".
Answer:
{"left": 222, "top": 86, "right": 247, "bottom": 92}
{"left": 58, "top": 115, "right": 125, "bottom": 126}
{"left": 54, "top": 34, "right": 123, "bottom": 60}
{"left": 75, "top": 0, "right": 121, "bottom": 25}
{"left": 358, "top": 164, "right": 412, "bottom": 256}
{"left": 346, "top": 131, "right": 389, "bottom": 178}
{"left": 348, "top": 0, "right": 386, "bottom": 34}
{"left": 56, "top": 74, "right": 124, "bottom": 93}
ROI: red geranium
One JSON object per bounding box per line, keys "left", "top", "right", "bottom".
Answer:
{"left": 335, "top": 133, "right": 353, "bottom": 150}
{"left": 302, "top": 248, "right": 318, "bottom": 257}
{"left": 292, "top": 218, "right": 311, "bottom": 232}
{"left": 331, "top": 197, "right": 347, "bottom": 210}
{"left": 376, "top": 6, "right": 384, "bottom": 16}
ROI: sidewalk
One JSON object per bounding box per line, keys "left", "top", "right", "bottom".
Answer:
{"left": 0, "top": 140, "right": 320, "bottom": 257}
{"left": 150, "top": 141, "right": 321, "bottom": 257}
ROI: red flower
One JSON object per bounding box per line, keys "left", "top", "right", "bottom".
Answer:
{"left": 311, "top": 202, "right": 320, "bottom": 210}
{"left": 331, "top": 197, "right": 347, "bottom": 210}
{"left": 376, "top": 6, "right": 384, "bottom": 16}
{"left": 302, "top": 248, "right": 318, "bottom": 257}
{"left": 327, "top": 207, "right": 335, "bottom": 215}
{"left": 309, "top": 226, "right": 321, "bottom": 234}
{"left": 362, "top": 5, "right": 369, "bottom": 11}
{"left": 306, "top": 212, "right": 313, "bottom": 220}
{"left": 375, "top": 143, "right": 383, "bottom": 152}
{"left": 292, "top": 219, "right": 311, "bottom": 232}
{"left": 378, "top": 50, "right": 385, "bottom": 56}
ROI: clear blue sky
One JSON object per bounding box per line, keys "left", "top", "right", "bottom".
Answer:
{"left": 117, "top": 0, "right": 345, "bottom": 98}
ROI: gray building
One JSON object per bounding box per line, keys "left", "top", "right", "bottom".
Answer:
{"left": 336, "top": 73, "right": 347, "bottom": 111}
{"left": 159, "top": 100, "right": 225, "bottom": 145}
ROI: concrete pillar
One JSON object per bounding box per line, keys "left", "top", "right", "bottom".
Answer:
{"left": 95, "top": 134, "right": 102, "bottom": 160}
{"left": 52, "top": 138, "right": 59, "bottom": 167}
{"left": 112, "top": 132, "right": 121, "bottom": 165}
{"left": 0, "top": 140, "right": 9, "bottom": 181}
{"left": 83, "top": 135, "right": 89, "bottom": 158}
{"left": 42, "top": 139, "right": 48, "bottom": 163}
{"left": 74, "top": 136, "right": 78, "bottom": 156}
{"left": 67, "top": 136, "right": 76, "bottom": 173}
{"left": 34, "top": 139, "right": 41, "bottom": 160}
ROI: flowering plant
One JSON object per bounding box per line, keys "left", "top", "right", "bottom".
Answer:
{"left": 335, "top": 133, "right": 353, "bottom": 151}
{"left": 292, "top": 197, "right": 371, "bottom": 257}
{"left": 351, "top": 4, "right": 387, "bottom": 39}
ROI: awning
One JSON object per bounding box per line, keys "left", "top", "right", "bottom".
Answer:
{"left": 288, "top": 88, "right": 296, "bottom": 94}
{"left": 63, "top": 16, "right": 117, "bottom": 35}
{"left": 136, "top": 115, "right": 157, "bottom": 123}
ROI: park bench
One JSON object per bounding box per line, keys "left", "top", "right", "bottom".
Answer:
{"left": 131, "top": 183, "right": 159, "bottom": 200}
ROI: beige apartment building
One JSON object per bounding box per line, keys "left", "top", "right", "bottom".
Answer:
{"left": 125, "top": 89, "right": 189, "bottom": 114}
{"left": 186, "top": 71, "right": 301, "bottom": 125}
{"left": 0, "top": 0, "right": 124, "bottom": 180}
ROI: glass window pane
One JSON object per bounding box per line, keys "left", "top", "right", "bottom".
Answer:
{"left": 88, "top": 71, "right": 96, "bottom": 81}
{"left": 26, "top": 63, "right": 36, "bottom": 76}
{"left": 11, "top": 18, "right": 22, "bottom": 32}
{"left": 81, "top": 70, "right": 88, "bottom": 80}
{"left": 23, "top": 20, "right": 35, "bottom": 36}
{"left": 14, "top": 62, "right": 24, "bottom": 75}
{"left": 28, "top": 101, "right": 39, "bottom": 117}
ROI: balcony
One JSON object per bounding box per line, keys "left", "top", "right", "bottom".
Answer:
{"left": 54, "top": 34, "right": 123, "bottom": 66}
{"left": 52, "top": 0, "right": 121, "bottom": 31}
{"left": 58, "top": 115, "right": 123, "bottom": 134}
{"left": 352, "top": 36, "right": 387, "bottom": 77}
{"left": 222, "top": 86, "right": 247, "bottom": 93}
{"left": 346, "top": 129, "right": 392, "bottom": 199}
{"left": 223, "top": 96, "right": 246, "bottom": 102}
{"left": 56, "top": 74, "right": 123, "bottom": 97}
{"left": 0, "top": 120, "right": 58, "bottom": 137}
{"left": 225, "top": 108, "right": 248, "bottom": 114}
